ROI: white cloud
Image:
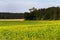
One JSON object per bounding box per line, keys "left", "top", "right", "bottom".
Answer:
{"left": 0, "top": 0, "right": 40, "bottom": 12}
{"left": 0, "top": 0, "right": 60, "bottom": 12}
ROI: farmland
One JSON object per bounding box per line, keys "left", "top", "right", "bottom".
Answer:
{"left": 0, "top": 20, "right": 60, "bottom": 40}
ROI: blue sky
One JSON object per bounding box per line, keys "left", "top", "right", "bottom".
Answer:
{"left": 0, "top": 0, "right": 60, "bottom": 13}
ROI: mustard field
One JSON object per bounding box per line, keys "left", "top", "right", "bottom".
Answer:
{"left": 0, "top": 21, "right": 60, "bottom": 40}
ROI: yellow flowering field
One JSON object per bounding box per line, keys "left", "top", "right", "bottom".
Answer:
{"left": 0, "top": 21, "right": 60, "bottom": 40}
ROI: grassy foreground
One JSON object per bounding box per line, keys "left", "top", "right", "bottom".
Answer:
{"left": 0, "top": 21, "right": 60, "bottom": 40}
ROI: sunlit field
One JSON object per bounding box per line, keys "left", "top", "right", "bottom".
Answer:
{"left": 0, "top": 20, "right": 60, "bottom": 40}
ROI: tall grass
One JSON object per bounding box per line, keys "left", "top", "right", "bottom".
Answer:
{"left": 0, "top": 21, "right": 60, "bottom": 40}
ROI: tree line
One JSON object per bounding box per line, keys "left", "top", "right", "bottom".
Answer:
{"left": 0, "top": 6, "right": 60, "bottom": 20}
{"left": 24, "top": 7, "right": 60, "bottom": 20}
{"left": 0, "top": 12, "right": 24, "bottom": 19}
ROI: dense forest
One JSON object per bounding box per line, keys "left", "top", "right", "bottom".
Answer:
{"left": 0, "top": 12, "right": 24, "bottom": 19}
{"left": 24, "top": 7, "right": 60, "bottom": 20}
{"left": 0, "top": 7, "right": 60, "bottom": 20}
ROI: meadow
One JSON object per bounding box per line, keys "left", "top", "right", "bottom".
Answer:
{"left": 0, "top": 20, "right": 60, "bottom": 40}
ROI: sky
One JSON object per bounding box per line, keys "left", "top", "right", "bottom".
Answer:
{"left": 0, "top": 0, "right": 60, "bottom": 13}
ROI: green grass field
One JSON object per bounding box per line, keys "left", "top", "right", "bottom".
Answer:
{"left": 0, "top": 20, "right": 60, "bottom": 40}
